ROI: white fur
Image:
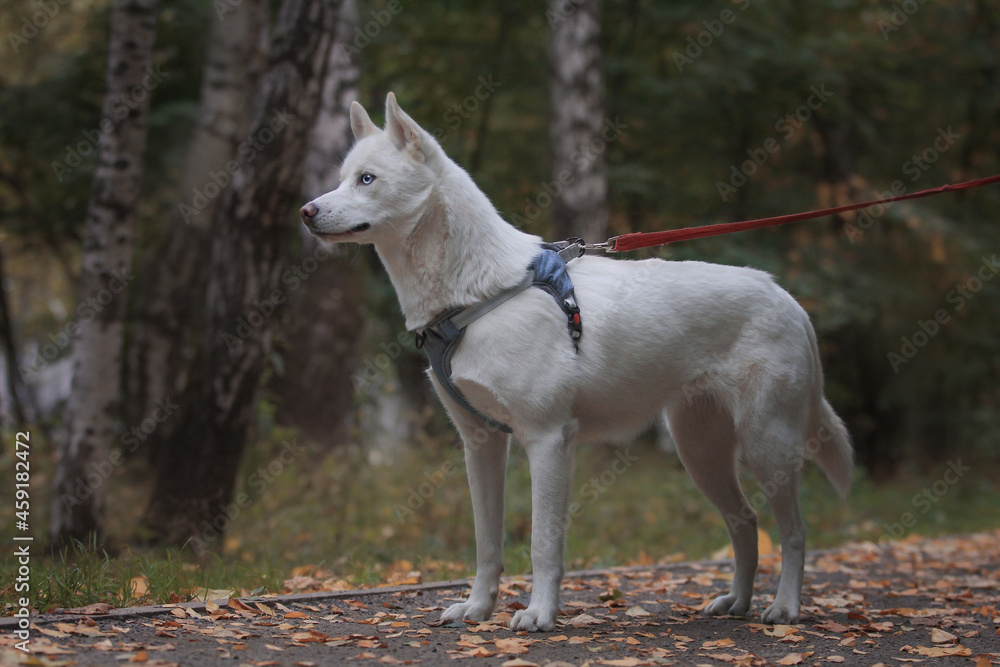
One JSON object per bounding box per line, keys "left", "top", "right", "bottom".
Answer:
{"left": 303, "top": 93, "right": 853, "bottom": 630}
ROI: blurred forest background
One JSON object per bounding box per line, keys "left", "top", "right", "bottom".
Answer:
{"left": 1, "top": 0, "right": 999, "bottom": 608}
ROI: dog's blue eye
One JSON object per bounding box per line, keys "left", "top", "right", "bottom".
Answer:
{"left": 359, "top": 173, "right": 375, "bottom": 185}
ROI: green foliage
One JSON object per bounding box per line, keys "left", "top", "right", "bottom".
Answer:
{"left": 2, "top": 1, "right": 1000, "bottom": 601}
{"left": 4, "top": 437, "right": 999, "bottom": 612}
{"left": 357, "top": 0, "right": 1000, "bottom": 470}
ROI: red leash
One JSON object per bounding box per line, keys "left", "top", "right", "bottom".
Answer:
{"left": 601, "top": 173, "right": 1000, "bottom": 253}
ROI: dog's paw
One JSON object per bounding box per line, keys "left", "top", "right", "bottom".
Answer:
{"left": 761, "top": 601, "right": 800, "bottom": 624}
{"left": 509, "top": 607, "right": 557, "bottom": 632}
{"left": 703, "top": 592, "right": 751, "bottom": 617}
{"left": 439, "top": 599, "right": 495, "bottom": 625}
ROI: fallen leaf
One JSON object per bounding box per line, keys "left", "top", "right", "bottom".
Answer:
{"left": 930, "top": 628, "right": 957, "bottom": 644}
{"left": 814, "top": 621, "right": 851, "bottom": 633}
{"left": 284, "top": 611, "right": 309, "bottom": 619}
{"left": 129, "top": 576, "right": 150, "bottom": 597}
{"left": 62, "top": 603, "right": 114, "bottom": 615}
{"left": 228, "top": 597, "right": 253, "bottom": 612}
{"left": 567, "top": 613, "right": 602, "bottom": 627}
{"left": 130, "top": 650, "right": 149, "bottom": 662}
{"left": 194, "top": 588, "right": 234, "bottom": 601}
{"left": 912, "top": 645, "right": 971, "bottom": 657}
{"left": 826, "top": 657, "right": 846, "bottom": 663}
{"left": 494, "top": 637, "right": 529, "bottom": 655}
{"left": 598, "top": 589, "right": 623, "bottom": 602}
{"left": 31, "top": 625, "right": 69, "bottom": 638}
{"left": 777, "top": 653, "right": 804, "bottom": 665}
{"left": 56, "top": 621, "right": 113, "bottom": 637}
{"left": 765, "top": 625, "right": 798, "bottom": 638}
{"left": 625, "top": 605, "right": 651, "bottom": 617}
{"left": 501, "top": 660, "right": 539, "bottom": 667}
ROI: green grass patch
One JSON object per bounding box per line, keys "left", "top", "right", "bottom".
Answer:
{"left": 3, "top": 428, "right": 999, "bottom": 614}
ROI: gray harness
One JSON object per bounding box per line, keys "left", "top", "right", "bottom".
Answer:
{"left": 415, "top": 241, "right": 585, "bottom": 434}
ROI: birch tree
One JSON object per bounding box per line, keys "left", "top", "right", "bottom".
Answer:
{"left": 124, "top": 0, "right": 269, "bottom": 454}
{"left": 272, "top": 0, "right": 364, "bottom": 447}
{"left": 140, "top": 0, "right": 341, "bottom": 546}
{"left": 548, "top": 0, "right": 608, "bottom": 243}
{"left": 50, "top": 0, "right": 160, "bottom": 548}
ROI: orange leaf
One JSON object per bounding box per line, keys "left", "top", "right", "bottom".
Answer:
{"left": 228, "top": 597, "right": 253, "bottom": 611}
{"left": 930, "top": 628, "right": 957, "bottom": 644}
{"left": 494, "top": 637, "right": 529, "bottom": 655}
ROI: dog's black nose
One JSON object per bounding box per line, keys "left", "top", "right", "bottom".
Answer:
{"left": 300, "top": 203, "right": 318, "bottom": 220}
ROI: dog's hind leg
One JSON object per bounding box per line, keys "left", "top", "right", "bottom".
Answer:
{"left": 438, "top": 412, "right": 510, "bottom": 624}
{"left": 510, "top": 422, "right": 577, "bottom": 632}
{"left": 748, "top": 451, "right": 806, "bottom": 624}
{"left": 667, "top": 397, "right": 758, "bottom": 617}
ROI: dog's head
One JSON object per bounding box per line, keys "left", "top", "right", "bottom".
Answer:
{"left": 300, "top": 92, "right": 442, "bottom": 244}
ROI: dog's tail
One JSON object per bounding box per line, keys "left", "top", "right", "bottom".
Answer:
{"left": 805, "top": 323, "right": 854, "bottom": 499}
{"left": 811, "top": 397, "right": 853, "bottom": 499}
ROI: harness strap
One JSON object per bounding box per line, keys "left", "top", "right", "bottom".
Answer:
{"left": 417, "top": 242, "right": 585, "bottom": 433}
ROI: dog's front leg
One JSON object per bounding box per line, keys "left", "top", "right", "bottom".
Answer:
{"left": 440, "top": 422, "right": 509, "bottom": 624}
{"left": 510, "top": 426, "right": 576, "bottom": 632}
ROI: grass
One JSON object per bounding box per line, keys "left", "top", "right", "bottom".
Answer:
{"left": 3, "top": 425, "right": 1000, "bottom": 614}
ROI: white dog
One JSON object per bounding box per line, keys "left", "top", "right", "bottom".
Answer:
{"left": 301, "top": 93, "right": 853, "bottom": 631}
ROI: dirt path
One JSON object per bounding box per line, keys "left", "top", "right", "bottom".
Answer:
{"left": 3, "top": 531, "right": 998, "bottom": 666}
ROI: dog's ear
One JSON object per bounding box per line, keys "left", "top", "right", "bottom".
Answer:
{"left": 384, "top": 92, "right": 426, "bottom": 162}
{"left": 350, "top": 101, "right": 377, "bottom": 140}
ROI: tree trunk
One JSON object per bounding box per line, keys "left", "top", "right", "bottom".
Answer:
{"left": 124, "top": 0, "right": 269, "bottom": 460}
{"left": 139, "top": 0, "right": 341, "bottom": 547}
{"left": 272, "top": 0, "right": 364, "bottom": 449}
{"left": 49, "top": 0, "right": 160, "bottom": 549}
{"left": 548, "top": 0, "right": 608, "bottom": 243}
{"left": 0, "top": 245, "right": 37, "bottom": 429}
